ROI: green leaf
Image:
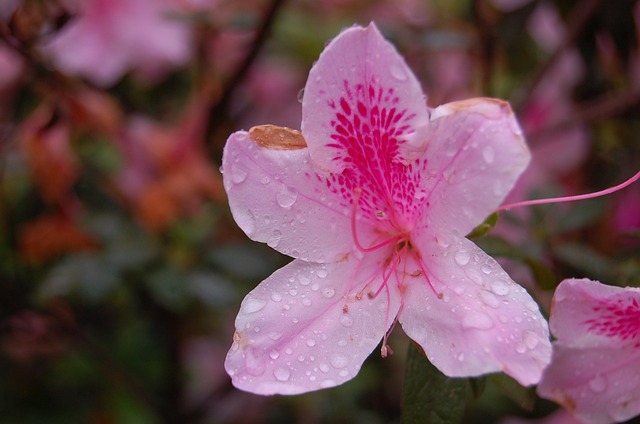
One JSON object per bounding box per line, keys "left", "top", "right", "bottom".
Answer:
{"left": 402, "top": 343, "right": 470, "bottom": 424}
{"left": 489, "top": 374, "right": 536, "bottom": 412}
{"left": 552, "top": 243, "right": 615, "bottom": 282}
{"left": 466, "top": 213, "right": 499, "bottom": 239}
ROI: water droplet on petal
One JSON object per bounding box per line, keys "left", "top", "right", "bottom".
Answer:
{"left": 524, "top": 331, "right": 539, "bottom": 349}
{"left": 242, "top": 298, "right": 267, "bottom": 314}
{"left": 490, "top": 280, "right": 510, "bottom": 296}
{"left": 514, "top": 343, "right": 527, "bottom": 354}
{"left": 454, "top": 250, "right": 471, "bottom": 266}
{"left": 480, "top": 290, "right": 500, "bottom": 308}
{"left": 461, "top": 312, "right": 494, "bottom": 330}
{"left": 231, "top": 164, "right": 248, "bottom": 184}
{"left": 322, "top": 287, "right": 335, "bottom": 298}
{"left": 274, "top": 367, "right": 291, "bottom": 381}
{"left": 389, "top": 63, "right": 407, "bottom": 81}
{"left": 340, "top": 315, "right": 353, "bottom": 327}
{"left": 319, "top": 363, "right": 330, "bottom": 373}
{"left": 588, "top": 374, "right": 607, "bottom": 393}
{"left": 289, "top": 289, "right": 298, "bottom": 296}
{"left": 330, "top": 354, "right": 348, "bottom": 369}
{"left": 482, "top": 146, "right": 495, "bottom": 163}
{"left": 457, "top": 353, "right": 465, "bottom": 362}
{"left": 269, "top": 350, "right": 280, "bottom": 359}
{"left": 267, "top": 230, "right": 283, "bottom": 248}
{"left": 260, "top": 175, "right": 271, "bottom": 185}
{"left": 298, "top": 274, "right": 311, "bottom": 285}
{"left": 277, "top": 186, "right": 298, "bottom": 209}
{"left": 271, "top": 293, "right": 282, "bottom": 302}
{"left": 306, "top": 338, "right": 316, "bottom": 347}
{"left": 316, "top": 268, "right": 328, "bottom": 279}
{"left": 235, "top": 209, "right": 256, "bottom": 237}
{"left": 268, "top": 332, "right": 282, "bottom": 340}
{"left": 302, "top": 298, "right": 311, "bottom": 306}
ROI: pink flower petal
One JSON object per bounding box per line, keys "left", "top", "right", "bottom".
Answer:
{"left": 537, "top": 345, "right": 640, "bottom": 424}
{"left": 398, "top": 236, "right": 551, "bottom": 386}
{"left": 421, "top": 98, "right": 530, "bottom": 236}
{"left": 538, "top": 279, "right": 640, "bottom": 423}
{"left": 223, "top": 130, "right": 377, "bottom": 263}
{"left": 225, "top": 254, "right": 401, "bottom": 395}
{"left": 301, "top": 23, "right": 430, "bottom": 175}
{"left": 549, "top": 278, "right": 640, "bottom": 348}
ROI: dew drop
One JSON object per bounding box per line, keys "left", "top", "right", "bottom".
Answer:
{"left": 235, "top": 209, "right": 256, "bottom": 237}
{"left": 498, "top": 314, "right": 508, "bottom": 324}
{"left": 242, "top": 298, "right": 267, "bottom": 314}
{"left": 514, "top": 343, "right": 527, "bottom": 354}
{"left": 231, "top": 164, "right": 248, "bottom": 184}
{"left": 338, "top": 339, "right": 347, "bottom": 347}
{"left": 277, "top": 186, "right": 298, "bottom": 209}
{"left": 340, "top": 315, "right": 354, "bottom": 327}
{"left": 461, "top": 312, "right": 494, "bottom": 330}
{"left": 274, "top": 367, "right": 291, "bottom": 382}
{"left": 311, "top": 283, "right": 319, "bottom": 291}
{"left": 306, "top": 338, "right": 316, "bottom": 347}
{"left": 298, "top": 274, "right": 311, "bottom": 286}
{"left": 268, "top": 332, "right": 282, "bottom": 341}
{"left": 454, "top": 250, "right": 471, "bottom": 266}
{"left": 285, "top": 347, "right": 293, "bottom": 355}
{"left": 316, "top": 268, "right": 328, "bottom": 279}
{"left": 298, "top": 355, "right": 305, "bottom": 362}
{"left": 480, "top": 290, "right": 500, "bottom": 308}
{"left": 490, "top": 280, "right": 510, "bottom": 296}
{"left": 260, "top": 175, "right": 271, "bottom": 185}
{"left": 320, "top": 379, "right": 336, "bottom": 388}
{"left": 271, "top": 293, "right": 282, "bottom": 302}
{"left": 586, "top": 374, "right": 606, "bottom": 393}
{"left": 302, "top": 298, "right": 311, "bottom": 306}
{"left": 322, "top": 287, "right": 336, "bottom": 298}
{"left": 319, "top": 363, "right": 330, "bottom": 373}
{"left": 482, "top": 146, "right": 495, "bottom": 163}
{"left": 524, "top": 331, "right": 539, "bottom": 349}
{"left": 457, "top": 353, "right": 465, "bottom": 362}
{"left": 330, "top": 354, "right": 348, "bottom": 369}
{"left": 289, "top": 289, "right": 298, "bottom": 296}
{"left": 389, "top": 63, "right": 408, "bottom": 81}
{"left": 269, "top": 350, "right": 280, "bottom": 359}
{"left": 267, "top": 230, "right": 283, "bottom": 248}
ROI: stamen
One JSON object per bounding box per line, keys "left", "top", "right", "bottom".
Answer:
{"left": 414, "top": 250, "right": 439, "bottom": 296}
{"left": 351, "top": 187, "right": 402, "bottom": 252}
{"left": 498, "top": 170, "right": 640, "bottom": 211}
{"left": 381, "top": 302, "right": 404, "bottom": 358}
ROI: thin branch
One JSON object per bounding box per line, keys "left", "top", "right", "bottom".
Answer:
{"left": 204, "top": 0, "right": 286, "bottom": 145}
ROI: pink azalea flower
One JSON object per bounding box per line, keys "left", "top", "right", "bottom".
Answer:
{"left": 42, "top": 0, "right": 192, "bottom": 86}
{"left": 223, "top": 23, "right": 551, "bottom": 395}
{"left": 537, "top": 279, "right": 640, "bottom": 424}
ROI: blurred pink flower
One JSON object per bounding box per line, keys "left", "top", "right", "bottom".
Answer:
{"left": 505, "top": 2, "right": 588, "bottom": 206}
{"left": 538, "top": 278, "right": 640, "bottom": 424}
{"left": 222, "top": 24, "right": 550, "bottom": 395}
{"left": 42, "top": 0, "right": 192, "bottom": 86}
{"left": 0, "top": 42, "right": 23, "bottom": 89}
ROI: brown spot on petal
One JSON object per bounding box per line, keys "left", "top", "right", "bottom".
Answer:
{"left": 249, "top": 125, "right": 307, "bottom": 150}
